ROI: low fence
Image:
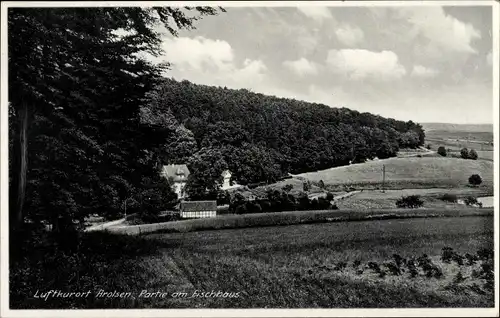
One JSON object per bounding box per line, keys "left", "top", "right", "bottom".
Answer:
{"left": 103, "top": 207, "right": 494, "bottom": 236}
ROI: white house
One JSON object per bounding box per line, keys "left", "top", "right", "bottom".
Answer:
{"left": 220, "top": 170, "right": 242, "bottom": 190}
{"left": 162, "top": 166, "right": 242, "bottom": 199}
{"left": 160, "top": 164, "right": 190, "bottom": 199}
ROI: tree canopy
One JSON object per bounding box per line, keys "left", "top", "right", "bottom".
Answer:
{"left": 8, "top": 7, "right": 223, "bottom": 232}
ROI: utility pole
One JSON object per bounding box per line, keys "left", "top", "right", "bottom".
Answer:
{"left": 382, "top": 164, "right": 386, "bottom": 193}
{"left": 123, "top": 197, "right": 133, "bottom": 219}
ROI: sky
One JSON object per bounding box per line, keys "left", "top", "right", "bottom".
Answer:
{"left": 151, "top": 5, "right": 494, "bottom": 124}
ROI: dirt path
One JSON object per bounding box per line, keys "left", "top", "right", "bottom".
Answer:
{"left": 308, "top": 190, "right": 361, "bottom": 202}
{"left": 398, "top": 146, "right": 435, "bottom": 158}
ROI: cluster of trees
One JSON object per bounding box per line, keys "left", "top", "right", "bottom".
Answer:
{"left": 437, "top": 146, "right": 478, "bottom": 160}
{"left": 460, "top": 148, "right": 478, "bottom": 160}
{"left": 149, "top": 79, "right": 426, "bottom": 195}
{"left": 8, "top": 7, "right": 223, "bottom": 234}
{"left": 396, "top": 195, "right": 424, "bottom": 209}
{"left": 437, "top": 146, "right": 447, "bottom": 157}
{"left": 229, "top": 190, "right": 337, "bottom": 214}
{"left": 468, "top": 174, "right": 483, "bottom": 186}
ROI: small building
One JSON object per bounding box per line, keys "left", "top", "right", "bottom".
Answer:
{"left": 221, "top": 170, "right": 232, "bottom": 189}
{"left": 161, "top": 164, "right": 190, "bottom": 199}
{"left": 180, "top": 201, "right": 217, "bottom": 219}
{"left": 220, "top": 170, "right": 243, "bottom": 190}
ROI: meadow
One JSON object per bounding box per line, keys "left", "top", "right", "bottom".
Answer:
{"left": 335, "top": 188, "right": 492, "bottom": 210}
{"left": 11, "top": 216, "right": 494, "bottom": 309}
{"left": 105, "top": 207, "right": 492, "bottom": 235}
{"left": 425, "top": 129, "right": 494, "bottom": 152}
{"left": 446, "top": 150, "right": 495, "bottom": 161}
{"left": 297, "top": 157, "right": 494, "bottom": 191}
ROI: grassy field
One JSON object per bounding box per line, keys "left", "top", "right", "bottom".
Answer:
{"left": 446, "top": 150, "right": 495, "bottom": 161}
{"left": 250, "top": 177, "right": 323, "bottom": 197}
{"left": 475, "top": 151, "right": 495, "bottom": 161}
{"left": 11, "top": 216, "right": 494, "bottom": 309}
{"left": 335, "top": 188, "right": 492, "bottom": 210}
{"left": 297, "top": 157, "right": 494, "bottom": 191}
{"left": 425, "top": 129, "right": 494, "bottom": 152}
{"left": 426, "top": 130, "right": 493, "bottom": 143}
{"left": 427, "top": 139, "right": 494, "bottom": 152}
{"left": 421, "top": 123, "right": 493, "bottom": 133}
{"left": 106, "top": 207, "right": 492, "bottom": 235}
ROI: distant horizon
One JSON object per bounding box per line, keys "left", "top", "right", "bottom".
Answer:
{"left": 419, "top": 122, "right": 493, "bottom": 125}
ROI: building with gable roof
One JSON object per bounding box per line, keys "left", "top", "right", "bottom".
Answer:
{"left": 161, "top": 165, "right": 242, "bottom": 200}
{"left": 180, "top": 200, "right": 217, "bottom": 218}
{"left": 160, "top": 164, "right": 190, "bottom": 199}
{"left": 220, "top": 170, "right": 242, "bottom": 190}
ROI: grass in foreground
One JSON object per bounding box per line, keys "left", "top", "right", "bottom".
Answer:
{"left": 10, "top": 216, "right": 494, "bottom": 309}
{"left": 106, "top": 207, "right": 492, "bottom": 235}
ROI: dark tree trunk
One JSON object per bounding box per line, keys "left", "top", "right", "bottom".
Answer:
{"left": 9, "top": 102, "right": 29, "bottom": 232}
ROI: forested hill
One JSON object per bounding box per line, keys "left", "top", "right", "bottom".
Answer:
{"left": 149, "top": 78, "right": 425, "bottom": 189}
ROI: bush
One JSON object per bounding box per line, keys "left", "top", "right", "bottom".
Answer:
{"left": 392, "top": 254, "right": 404, "bottom": 268}
{"left": 464, "top": 196, "right": 483, "bottom": 207}
{"left": 465, "top": 253, "right": 479, "bottom": 266}
{"left": 303, "top": 182, "right": 310, "bottom": 192}
{"left": 453, "top": 272, "right": 466, "bottom": 284}
{"left": 318, "top": 180, "right": 325, "bottom": 189}
{"left": 310, "top": 198, "right": 319, "bottom": 209}
{"left": 460, "top": 148, "right": 469, "bottom": 159}
{"left": 468, "top": 174, "right": 482, "bottom": 186}
{"left": 246, "top": 201, "right": 262, "bottom": 214}
{"left": 437, "top": 146, "right": 447, "bottom": 157}
{"left": 477, "top": 248, "right": 494, "bottom": 260}
{"left": 468, "top": 149, "right": 478, "bottom": 160}
{"left": 441, "top": 247, "right": 454, "bottom": 263}
{"left": 235, "top": 204, "right": 248, "bottom": 214}
{"left": 260, "top": 200, "right": 272, "bottom": 212}
{"left": 317, "top": 197, "right": 331, "bottom": 210}
{"left": 426, "top": 144, "right": 431, "bottom": 150}
{"left": 217, "top": 190, "right": 231, "bottom": 205}
{"left": 326, "top": 192, "right": 334, "bottom": 201}
{"left": 440, "top": 193, "right": 458, "bottom": 203}
{"left": 282, "top": 184, "right": 293, "bottom": 192}
{"left": 334, "top": 262, "right": 347, "bottom": 271}
{"left": 396, "top": 195, "right": 424, "bottom": 208}
{"left": 352, "top": 260, "right": 361, "bottom": 268}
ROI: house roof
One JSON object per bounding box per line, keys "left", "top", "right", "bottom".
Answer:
{"left": 161, "top": 164, "right": 190, "bottom": 181}
{"left": 180, "top": 201, "right": 217, "bottom": 212}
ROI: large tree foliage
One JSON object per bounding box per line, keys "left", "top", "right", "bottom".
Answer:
{"left": 184, "top": 147, "right": 228, "bottom": 200}
{"left": 8, "top": 7, "right": 222, "bottom": 232}
{"left": 148, "top": 78, "right": 425, "bottom": 190}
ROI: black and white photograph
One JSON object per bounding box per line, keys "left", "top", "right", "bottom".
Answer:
{"left": 1, "top": 1, "right": 498, "bottom": 317}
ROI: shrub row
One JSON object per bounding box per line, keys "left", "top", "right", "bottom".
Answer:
{"left": 230, "top": 189, "right": 338, "bottom": 214}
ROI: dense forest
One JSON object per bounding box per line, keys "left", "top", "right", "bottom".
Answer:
{"left": 149, "top": 78, "right": 425, "bottom": 194}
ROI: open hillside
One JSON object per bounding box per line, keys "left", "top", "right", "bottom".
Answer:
{"left": 297, "top": 157, "right": 494, "bottom": 191}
